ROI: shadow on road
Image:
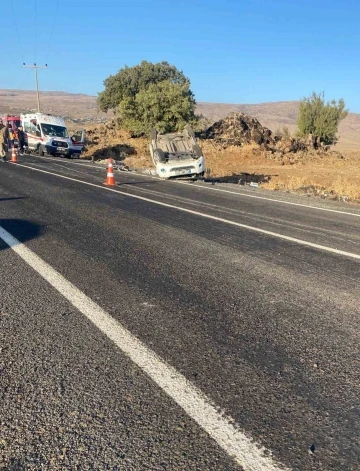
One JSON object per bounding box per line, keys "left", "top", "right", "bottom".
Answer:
{"left": 2, "top": 458, "right": 25, "bottom": 471}
{"left": 119, "top": 179, "right": 165, "bottom": 186}
{"left": 204, "top": 172, "right": 278, "bottom": 185}
{"left": 90, "top": 143, "right": 136, "bottom": 161}
{"left": 0, "top": 197, "right": 27, "bottom": 202}
{"left": 0, "top": 219, "right": 45, "bottom": 251}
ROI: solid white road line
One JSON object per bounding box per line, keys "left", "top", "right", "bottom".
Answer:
{"left": 89, "top": 163, "right": 360, "bottom": 218}
{"left": 13, "top": 163, "right": 360, "bottom": 261}
{"left": 23, "top": 156, "right": 360, "bottom": 218}
{"left": 175, "top": 181, "right": 360, "bottom": 218}
{"left": 0, "top": 225, "right": 288, "bottom": 471}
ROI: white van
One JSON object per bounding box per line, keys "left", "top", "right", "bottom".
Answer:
{"left": 21, "top": 113, "right": 85, "bottom": 157}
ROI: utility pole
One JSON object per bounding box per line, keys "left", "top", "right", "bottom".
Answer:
{"left": 23, "top": 63, "right": 48, "bottom": 113}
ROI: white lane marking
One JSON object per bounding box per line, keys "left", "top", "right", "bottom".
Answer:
{"left": 0, "top": 225, "right": 288, "bottom": 471}
{"left": 91, "top": 169, "right": 360, "bottom": 218}
{"left": 86, "top": 163, "right": 360, "bottom": 218}
{"left": 26, "top": 160, "right": 94, "bottom": 178}
{"left": 24, "top": 156, "right": 360, "bottom": 218}
{"left": 11, "top": 163, "right": 360, "bottom": 260}
{"left": 175, "top": 181, "right": 360, "bottom": 218}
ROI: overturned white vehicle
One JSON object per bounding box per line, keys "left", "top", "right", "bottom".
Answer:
{"left": 149, "top": 125, "right": 205, "bottom": 179}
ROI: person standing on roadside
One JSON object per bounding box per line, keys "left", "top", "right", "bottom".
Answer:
{"left": 7, "top": 123, "right": 14, "bottom": 150}
{"left": 17, "top": 125, "right": 25, "bottom": 155}
{"left": 0, "top": 120, "right": 8, "bottom": 161}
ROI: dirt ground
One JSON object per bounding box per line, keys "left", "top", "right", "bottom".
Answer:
{"left": 201, "top": 143, "right": 360, "bottom": 202}
{"left": 79, "top": 123, "right": 360, "bottom": 203}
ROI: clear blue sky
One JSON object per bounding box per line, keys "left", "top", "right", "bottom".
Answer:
{"left": 1, "top": 0, "right": 360, "bottom": 111}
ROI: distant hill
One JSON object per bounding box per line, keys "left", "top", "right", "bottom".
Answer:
{"left": 1, "top": 89, "right": 359, "bottom": 149}
{"left": 0, "top": 89, "right": 111, "bottom": 125}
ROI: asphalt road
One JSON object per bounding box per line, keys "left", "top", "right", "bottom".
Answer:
{"left": 1, "top": 154, "right": 359, "bottom": 471}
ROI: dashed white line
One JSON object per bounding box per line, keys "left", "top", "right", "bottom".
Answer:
{"left": 0, "top": 225, "right": 289, "bottom": 471}
{"left": 12, "top": 163, "right": 360, "bottom": 261}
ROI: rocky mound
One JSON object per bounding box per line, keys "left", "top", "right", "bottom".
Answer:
{"left": 81, "top": 119, "right": 147, "bottom": 161}
{"left": 84, "top": 119, "right": 118, "bottom": 142}
{"left": 200, "top": 112, "right": 275, "bottom": 147}
{"left": 81, "top": 113, "right": 344, "bottom": 168}
{"left": 199, "top": 111, "right": 344, "bottom": 162}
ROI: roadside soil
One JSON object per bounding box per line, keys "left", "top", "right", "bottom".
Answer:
{"left": 202, "top": 143, "right": 360, "bottom": 202}
{"left": 79, "top": 123, "right": 360, "bottom": 203}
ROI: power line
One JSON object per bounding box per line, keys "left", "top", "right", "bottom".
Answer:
{"left": 10, "top": 0, "right": 58, "bottom": 113}
{"left": 10, "top": 0, "right": 25, "bottom": 64}
{"left": 34, "top": 0, "right": 37, "bottom": 63}
{"left": 45, "top": 0, "right": 60, "bottom": 65}
{"left": 15, "top": 67, "right": 33, "bottom": 90}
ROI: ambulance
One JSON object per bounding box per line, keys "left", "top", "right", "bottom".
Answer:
{"left": 1, "top": 115, "right": 21, "bottom": 130}
{"left": 20, "top": 113, "right": 85, "bottom": 157}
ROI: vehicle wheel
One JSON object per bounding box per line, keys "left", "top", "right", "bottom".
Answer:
{"left": 192, "top": 144, "right": 203, "bottom": 158}
{"left": 153, "top": 148, "right": 166, "bottom": 164}
{"left": 38, "top": 145, "right": 45, "bottom": 156}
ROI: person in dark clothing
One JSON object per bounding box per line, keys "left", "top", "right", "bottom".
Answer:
{"left": 17, "top": 125, "right": 25, "bottom": 154}
{"left": 7, "top": 124, "right": 14, "bottom": 150}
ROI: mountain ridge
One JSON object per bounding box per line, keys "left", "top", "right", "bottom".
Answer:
{"left": 1, "top": 89, "right": 359, "bottom": 149}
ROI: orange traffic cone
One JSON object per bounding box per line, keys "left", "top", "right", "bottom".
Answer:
{"left": 104, "top": 158, "right": 116, "bottom": 186}
{"left": 11, "top": 146, "right": 18, "bottom": 163}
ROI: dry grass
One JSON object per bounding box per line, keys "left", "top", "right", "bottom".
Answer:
{"left": 261, "top": 154, "right": 360, "bottom": 201}
{"left": 265, "top": 175, "right": 360, "bottom": 200}
{"left": 81, "top": 123, "right": 360, "bottom": 203}
{"left": 192, "top": 142, "right": 360, "bottom": 202}
{"left": 200, "top": 142, "right": 267, "bottom": 176}
{"left": 3, "top": 88, "right": 358, "bottom": 200}
{"left": 123, "top": 152, "right": 152, "bottom": 169}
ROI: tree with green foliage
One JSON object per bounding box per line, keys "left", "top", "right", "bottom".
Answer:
{"left": 118, "top": 80, "right": 197, "bottom": 135}
{"left": 97, "top": 61, "right": 197, "bottom": 136}
{"left": 297, "top": 92, "right": 348, "bottom": 145}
